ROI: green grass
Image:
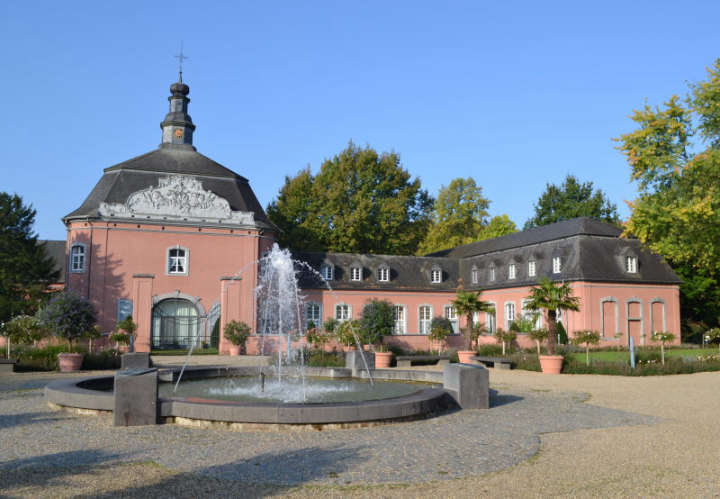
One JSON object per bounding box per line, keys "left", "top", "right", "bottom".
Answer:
{"left": 566, "top": 347, "right": 719, "bottom": 364}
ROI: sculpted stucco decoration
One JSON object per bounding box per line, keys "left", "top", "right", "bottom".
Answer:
{"left": 99, "top": 175, "right": 255, "bottom": 225}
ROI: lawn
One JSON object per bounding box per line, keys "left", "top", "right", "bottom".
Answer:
{"left": 566, "top": 347, "right": 719, "bottom": 364}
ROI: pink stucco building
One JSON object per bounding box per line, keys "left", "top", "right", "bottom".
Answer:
{"left": 49, "top": 77, "right": 682, "bottom": 353}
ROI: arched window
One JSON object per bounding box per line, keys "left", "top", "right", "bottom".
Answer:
{"left": 70, "top": 243, "right": 86, "bottom": 273}
{"left": 152, "top": 298, "right": 199, "bottom": 349}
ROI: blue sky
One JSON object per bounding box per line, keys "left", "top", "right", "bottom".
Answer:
{"left": 2, "top": 1, "right": 718, "bottom": 241}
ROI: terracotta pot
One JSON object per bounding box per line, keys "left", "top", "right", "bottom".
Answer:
{"left": 457, "top": 350, "right": 475, "bottom": 364}
{"left": 343, "top": 345, "right": 357, "bottom": 352}
{"left": 228, "top": 345, "right": 241, "bottom": 356}
{"left": 375, "top": 352, "right": 393, "bottom": 369}
{"left": 57, "top": 352, "right": 83, "bottom": 372}
{"left": 539, "top": 354, "right": 564, "bottom": 374}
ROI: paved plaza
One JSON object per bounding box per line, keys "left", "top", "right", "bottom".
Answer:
{"left": 1, "top": 368, "right": 719, "bottom": 497}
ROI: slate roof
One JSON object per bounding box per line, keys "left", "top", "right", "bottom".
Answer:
{"left": 293, "top": 219, "right": 681, "bottom": 291}
{"left": 63, "top": 144, "right": 273, "bottom": 229}
{"left": 294, "top": 251, "right": 459, "bottom": 291}
{"left": 39, "top": 240, "right": 66, "bottom": 284}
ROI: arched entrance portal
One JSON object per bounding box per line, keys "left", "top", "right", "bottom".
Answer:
{"left": 152, "top": 298, "right": 201, "bottom": 349}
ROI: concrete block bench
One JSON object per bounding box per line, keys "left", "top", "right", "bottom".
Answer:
{"left": 396, "top": 355, "right": 450, "bottom": 368}
{"left": 472, "top": 356, "right": 512, "bottom": 369}
{"left": 0, "top": 359, "right": 16, "bottom": 373}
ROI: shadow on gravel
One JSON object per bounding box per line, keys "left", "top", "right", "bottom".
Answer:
{"left": 0, "top": 410, "right": 69, "bottom": 430}
{"left": 88, "top": 444, "right": 369, "bottom": 496}
{"left": 0, "top": 449, "right": 121, "bottom": 491}
{"left": 489, "top": 389, "right": 523, "bottom": 408}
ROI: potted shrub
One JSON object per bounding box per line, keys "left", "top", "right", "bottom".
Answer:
{"left": 111, "top": 316, "right": 137, "bottom": 352}
{"left": 224, "top": 320, "right": 251, "bottom": 356}
{"left": 36, "top": 291, "right": 96, "bottom": 372}
{"left": 335, "top": 319, "right": 360, "bottom": 352}
{"left": 429, "top": 316, "right": 453, "bottom": 354}
{"left": 452, "top": 287, "right": 494, "bottom": 364}
{"left": 360, "top": 299, "right": 394, "bottom": 368}
{"left": 524, "top": 278, "right": 580, "bottom": 374}
{"left": 571, "top": 330, "right": 601, "bottom": 366}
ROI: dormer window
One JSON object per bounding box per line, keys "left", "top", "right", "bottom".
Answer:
{"left": 377, "top": 266, "right": 390, "bottom": 282}
{"left": 350, "top": 267, "right": 362, "bottom": 281}
{"left": 489, "top": 266, "right": 496, "bottom": 282}
{"left": 552, "top": 256, "right": 562, "bottom": 274}
{"left": 625, "top": 256, "right": 638, "bottom": 273}
{"left": 430, "top": 267, "right": 442, "bottom": 284}
{"left": 70, "top": 243, "right": 86, "bottom": 273}
{"left": 528, "top": 260, "right": 536, "bottom": 277}
{"left": 508, "top": 263, "right": 516, "bottom": 280}
{"left": 471, "top": 266, "right": 479, "bottom": 284}
{"left": 168, "top": 247, "right": 188, "bottom": 275}
{"left": 321, "top": 264, "right": 334, "bottom": 281}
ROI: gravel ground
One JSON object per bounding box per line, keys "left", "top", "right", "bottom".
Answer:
{"left": 0, "top": 368, "right": 718, "bottom": 497}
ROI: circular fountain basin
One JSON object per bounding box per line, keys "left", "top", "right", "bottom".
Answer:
{"left": 45, "top": 366, "right": 452, "bottom": 429}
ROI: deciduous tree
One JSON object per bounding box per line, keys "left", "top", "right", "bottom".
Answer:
{"left": 524, "top": 175, "right": 620, "bottom": 229}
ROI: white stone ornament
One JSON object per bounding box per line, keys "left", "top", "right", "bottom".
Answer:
{"left": 99, "top": 175, "right": 255, "bottom": 225}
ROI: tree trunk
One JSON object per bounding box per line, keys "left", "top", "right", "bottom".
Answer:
{"left": 535, "top": 339, "right": 540, "bottom": 356}
{"left": 466, "top": 314, "right": 474, "bottom": 351}
{"left": 660, "top": 343, "right": 665, "bottom": 365}
{"left": 585, "top": 345, "right": 590, "bottom": 366}
{"left": 547, "top": 311, "right": 557, "bottom": 355}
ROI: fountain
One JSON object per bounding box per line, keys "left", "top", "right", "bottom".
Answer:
{"left": 45, "top": 244, "right": 488, "bottom": 428}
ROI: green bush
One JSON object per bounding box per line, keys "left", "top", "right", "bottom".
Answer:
{"left": 476, "top": 344, "right": 504, "bottom": 356}
{"left": 562, "top": 357, "right": 720, "bottom": 375}
{"left": 359, "top": 299, "right": 394, "bottom": 345}
{"left": 82, "top": 350, "right": 121, "bottom": 370}
{"left": 304, "top": 349, "right": 345, "bottom": 367}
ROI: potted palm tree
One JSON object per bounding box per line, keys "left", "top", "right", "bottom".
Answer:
{"left": 452, "top": 287, "right": 494, "bottom": 364}
{"left": 524, "top": 278, "right": 580, "bottom": 374}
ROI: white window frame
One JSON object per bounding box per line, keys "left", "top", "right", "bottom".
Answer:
{"left": 430, "top": 268, "right": 442, "bottom": 284}
{"left": 378, "top": 266, "right": 390, "bottom": 282}
{"left": 471, "top": 266, "right": 479, "bottom": 284}
{"left": 625, "top": 256, "right": 638, "bottom": 273}
{"left": 305, "top": 302, "right": 322, "bottom": 330}
{"left": 552, "top": 256, "right": 562, "bottom": 274}
{"left": 321, "top": 264, "right": 334, "bottom": 281}
{"left": 486, "top": 302, "right": 497, "bottom": 334}
{"left": 393, "top": 305, "right": 406, "bottom": 335}
{"left": 350, "top": 267, "right": 362, "bottom": 281}
{"left": 528, "top": 260, "right": 536, "bottom": 277}
{"left": 335, "top": 303, "right": 351, "bottom": 321}
{"left": 508, "top": 263, "right": 516, "bottom": 280}
{"left": 522, "top": 299, "right": 542, "bottom": 330}
{"left": 70, "top": 243, "right": 86, "bottom": 273}
{"left": 167, "top": 246, "right": 189, "bottom": 276}
{"left": 418, "top": 305, "right": 433, "bottom": 334}
{"left": 504, "top": 302, "right": 516, "bottom": 324}
{"left": 489, "top": 266, "right": 496, "bottom": 281}
{"left": 444, "top": 305, "right": 459, "bottom": 334}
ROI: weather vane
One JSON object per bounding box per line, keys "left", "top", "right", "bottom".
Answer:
{"left": 174, "top": 41, "right": 188, "bottom": 83}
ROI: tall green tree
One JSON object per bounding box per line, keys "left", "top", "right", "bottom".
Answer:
{"left": 478, "top": 214, "right": 518, "bottom": 240}
{"left": 616, "top": 59, "right": 720, "bottom": 333}
{"left": 524, "top": 175, "right": 621, "bottom": 229}
{"left": 0, "top": 193, "right": 59, "bottom": 323}
{"left": 524, "top": 278, "right": 581, "bottom": 355}
{"left": 267, "top": 142, "right": 433, "bottom": 254}
{"left": 418, "top": 178, "right": 490, "bottom": 254}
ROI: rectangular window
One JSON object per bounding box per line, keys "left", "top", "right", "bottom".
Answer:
{"left": 71, "top": 245, "right": 85, "bottom": 272}
{"left": 305, "top": 303, "right": 321, "bottom": 330}
{"left": 522, "top": 299, "right": 542, "bottom": 329}
{"left": 471, "top": 267, "right": 479, "bottom": 284}
{"left": 444, "top": 305, "right": 458, "bottom": 334}
{"left": 489, "top": 267, "right": 496, "bottom": 281}
{"left": 168, "top": 248, "right": 187, "bottom": 274}
{"left": 393, "top": 305, "right": 406, "bottom": 334}
{"left": 625, "top": 256, "right": 637, "bottom": 273}
{"left": 431, "top": 269, "right": 441, "bottom": 283}
{"left": 335, "top": 304, "right": 350, "bottom": 321}
{"left": 508, "top": 263, "right": 516, "bottom": 280}
{"left": 528, "top": 260, "right": 536, "bottom": 277}
{"left": 418, "top": 306, "right": 432, "bottom": 334}
{"left": 486, "top": 308, "right": 497, "bottom": 334}
{"left": 378, "top": 267, "right": 389, "bottom": 282}
{"left": 505, "top": 302, "right": 515, "bottom": 323}
{"left": 350, "top": 267, "right": 362, "bottom": 281}
{"left": 321, "top": 264, "right": 334, "bottom": 281}
{"left": 552, "top": 256, "right": 562, "bottom": 274}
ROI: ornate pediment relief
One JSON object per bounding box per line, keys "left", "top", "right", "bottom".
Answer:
{"left": 99, "top": 175, "right": 255, "bottom": 226}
